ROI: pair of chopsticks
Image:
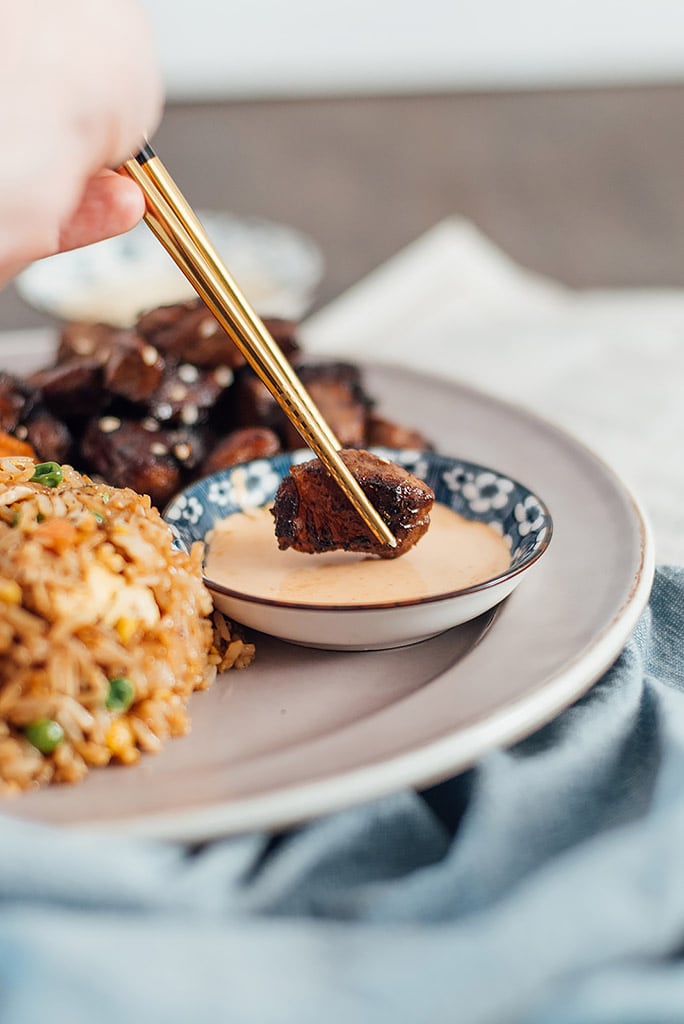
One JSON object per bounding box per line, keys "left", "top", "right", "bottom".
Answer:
{"left": 119, "top": 144, "right": 396, "bottom": 550}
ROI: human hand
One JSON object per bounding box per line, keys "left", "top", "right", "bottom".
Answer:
{"left": 56, "top": 169, "right": 146, "bottom": 256}
{"left": 0, "top": 0, "right": 163, "bottom": 283}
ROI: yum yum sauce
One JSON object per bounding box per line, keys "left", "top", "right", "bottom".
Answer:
{"left": 205, "top": 503, "right": 511, "bottom": 606}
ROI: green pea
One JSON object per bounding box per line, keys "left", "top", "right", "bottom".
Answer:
{"left": 105, "top": 677, "right": 136, "bottom": 713}
{"left": 30, "top": 462, "right": 64, "bottom": 488}
{"left": 24, "top": 718, "right": 64, "bottom": 754}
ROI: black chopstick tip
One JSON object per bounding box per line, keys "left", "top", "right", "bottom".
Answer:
{"left": 135, "top": 142, "right": 156, "bottom": 165}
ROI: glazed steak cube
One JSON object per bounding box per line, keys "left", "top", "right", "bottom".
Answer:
{"left": 271, "top": 448, "right": 434, "bottom": 559}
{"left": 137, "top": 299, "right": 246, "bottom": 369}
{"left": 236, "top": 361, "right": 372, "bottom": 449}
{"left": 82, "top": 417, "right": 182, "bottom": 507}
{"left": 200, "top": 427, "right": 281, "bottom": 476}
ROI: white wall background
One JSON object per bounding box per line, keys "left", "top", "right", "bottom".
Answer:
{"left": 139, "top": 0, "right": 684, "bottom": 101}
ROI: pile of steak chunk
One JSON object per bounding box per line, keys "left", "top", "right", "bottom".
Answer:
{"left": 0, "top": 298, "right": 432, "bottom": 508}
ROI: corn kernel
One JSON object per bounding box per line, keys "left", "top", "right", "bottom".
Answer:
{"left": 115, "top": 617, "right": 138, "bottom": 644}
{"left": 105, "top": 719, "right": 139, "bottom": 764}
{"left": 0, "top": 579, "right": 22, "bottom": 604}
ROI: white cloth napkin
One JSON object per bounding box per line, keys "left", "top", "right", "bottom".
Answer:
{"left": 302, "top": 218, "right": 684, "bottom": 565}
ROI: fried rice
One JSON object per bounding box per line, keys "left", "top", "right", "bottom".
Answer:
{"left": 0, "top": 457, "right": 254, "bottom": 794}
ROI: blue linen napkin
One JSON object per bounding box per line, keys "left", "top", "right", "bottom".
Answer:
{"left": 1, "top": 566, "right": 683, "bottom": 1024}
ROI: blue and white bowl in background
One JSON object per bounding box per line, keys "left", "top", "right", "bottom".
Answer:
{"left": 16, "top": 211, "right": 324, "bottom": 327}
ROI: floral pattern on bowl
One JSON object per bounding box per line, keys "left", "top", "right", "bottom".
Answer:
{"left": 164, "top": 448, "right": 552, "bottom": 650}
{"left": 166, "top": 448, "right": 550, "bottom": 568}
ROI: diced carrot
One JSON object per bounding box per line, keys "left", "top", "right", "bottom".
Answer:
{"left": 33, "top": 518, "right": 79, "bottom": 553}
{"left": 0, "top": 431, "right": 35, "bottom": 459}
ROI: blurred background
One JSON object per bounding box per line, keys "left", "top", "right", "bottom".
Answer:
{"left": 140, "top": 0, "right": 684, "bottom": 99}
{"left": 4, "top": 0, "right": 684, "bottom": 327}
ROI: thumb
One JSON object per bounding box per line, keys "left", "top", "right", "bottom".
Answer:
{"left": 57, "top": 170, "right": 146, "bottom": 254}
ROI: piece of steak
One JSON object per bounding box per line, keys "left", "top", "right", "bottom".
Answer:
{"left": 136, "top": 299, "right": 246, "bottom": 369}
{"left": 136, "top": 301, "right": 299, "bottom": 371}
{"left": 365, "top": 414, "right": 433, "bottom": 451}
{"left": 103, "top": 335, "right": 165, "bottom": 403}
{"left": 27, "top": 358, "right": 105, "bottom": 417}
{"left": 0, "top": 371, "right": 36, "bottom": 432}
{"left": 81, "top": 416, "right": 182, "bottom": 507}
{"left": 279, "top": 363, "right": 371, "bottom": 450}
{"left": 23, "top": 409, "right": 73, "bottom": 464}
{"left": 148, "top": 362, "right": 232, "bottom": 426}
{"left": 271, "top": 448, "right": 434, "bottom": 559}
{"left": 57, "top": 322, "right": 130, "bottom": 364}
{"left": 200, "top": 426, "right": 281, "bottom": 476}
{"left": 234, "top": 361, "right": 371, "bottom": 449}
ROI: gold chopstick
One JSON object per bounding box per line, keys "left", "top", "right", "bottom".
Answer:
{"left": 119, "top": 144, "right": 396, "bottom": 549}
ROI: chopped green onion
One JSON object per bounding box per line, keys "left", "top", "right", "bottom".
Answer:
{"left": 105, "top": 677, "right": 136, "bottom": 713}
{"left": 92, "top": 511, "right": 104, "bottom": 524}
{"left": 23, "top": 718, "right": 64, "bottom": 754}
{"left": 30, "top": 462, "right": 63, "bottom": 488}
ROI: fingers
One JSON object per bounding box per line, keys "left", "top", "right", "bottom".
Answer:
{"left": 57, "top": 171, "right": 146, "bottom": 254}
{"left": 56, "top": 0, "right": 164, "bottom": 173}
{"left": 0, "top": 1, "right": 163, "bottom": 283}
{"left": 0, "top": 171, "right": 146, "bottom": 283}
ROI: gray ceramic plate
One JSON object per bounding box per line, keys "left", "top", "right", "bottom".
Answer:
{"left": 4, "top": 356, "right": 654, "bottom": 841}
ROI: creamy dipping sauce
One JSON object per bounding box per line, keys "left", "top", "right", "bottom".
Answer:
{"left": 205, "top": 503, "right": 511, "bottom": 607}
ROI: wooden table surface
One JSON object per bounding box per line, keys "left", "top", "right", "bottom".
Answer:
{"left": 2, "top": 84, "right": 684, "bottom": 330}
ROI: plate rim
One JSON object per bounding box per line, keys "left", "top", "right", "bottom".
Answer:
{"left": 86, "top": 513, "right": 653, "bottom": 842}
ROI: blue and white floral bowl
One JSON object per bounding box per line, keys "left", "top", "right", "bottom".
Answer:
{"left": 164, "top": 449, "right": 553, "bottom": 650}
{"left": 17, "top": 211, "right": 323, "bottom": 326}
